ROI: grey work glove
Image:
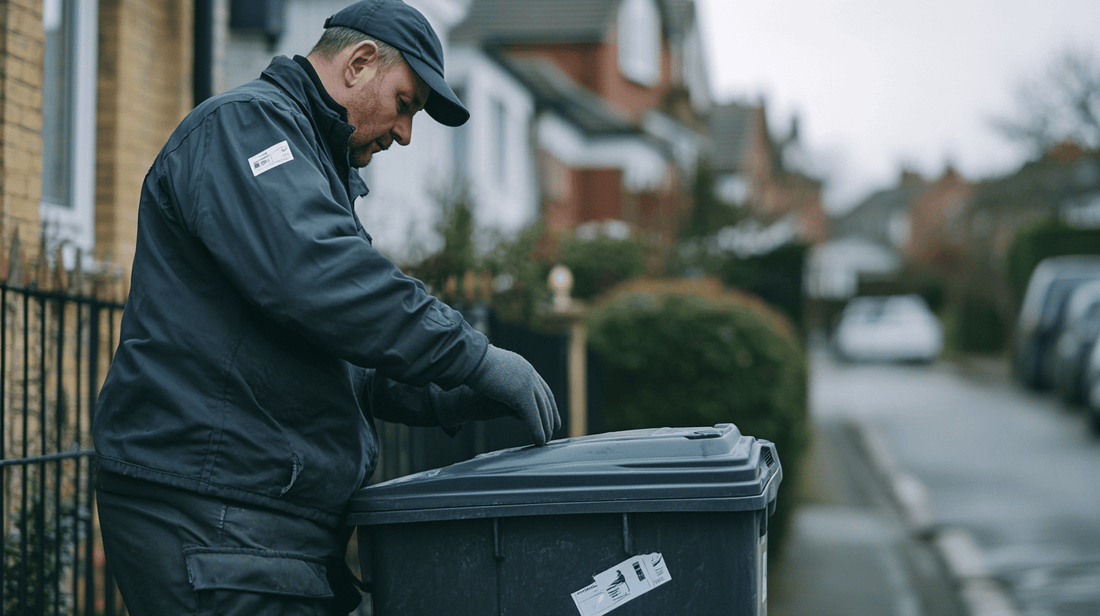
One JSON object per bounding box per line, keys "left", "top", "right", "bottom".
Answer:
{"left": 461, "top": 345, "right": 561, "bottom": 446}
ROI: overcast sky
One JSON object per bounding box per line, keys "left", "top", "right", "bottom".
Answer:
{"left": 695, "top": 0, "right": 1100, "bottom": 213}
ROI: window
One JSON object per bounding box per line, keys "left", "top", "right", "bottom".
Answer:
{"left": 717, "top": 174, "right": 750, "bottom": 204}
{"left": 40, "top": 0, "right": 98, "bottom": 262}
{"left": 41, "top": 0, "right": 73, "bottom": 206}
{"left": 491, "top": 99, "right": 507, "bottom": 187}
{"left": 682, "top": 28, "right": 710, "bottom": 111}
{"left": 888, "top": 211, "right": 912, "bottom": 250}
{"left": 541, "top": 153, "right": 570, "bottom": 205}
{"left": 618, "top": 0, "right": 660, "bottom": 86}
{"left": 451, "top": 86, "right": 469, "bottom": 182}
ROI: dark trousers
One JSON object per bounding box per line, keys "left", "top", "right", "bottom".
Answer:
{"left": 96, "top": 479, "right": 361, "bottom": 616}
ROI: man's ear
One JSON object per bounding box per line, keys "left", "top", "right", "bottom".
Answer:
{"left": 343, "top": 40, "right": 380, "bottom": 88}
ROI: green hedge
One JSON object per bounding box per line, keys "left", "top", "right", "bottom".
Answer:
{"left": 587, "top": 278, "right": 809, "bottom": 554}
{"left": 667, "top": 240, "right": 808, "bottom": 331}
{"left": 944, "top": 289, "right": 1010, "bottom": 354}
{"left": 559, "top": 235, "right": 648, "bottom": 301}
{"left": 720, "top": 243, "right": 808, "bottom": 331}
{"left": 1006, "top": 215, "right": 1100, "bottom": 302}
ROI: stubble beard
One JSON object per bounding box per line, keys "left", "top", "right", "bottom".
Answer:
{"left": 348, "top": 77, "right": 386, "bottom": 169}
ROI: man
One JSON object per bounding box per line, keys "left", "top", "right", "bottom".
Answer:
{"left": 92, "top": 1, "right": 559, "bottom": 614}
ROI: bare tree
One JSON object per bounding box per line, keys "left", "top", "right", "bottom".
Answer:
{"left": 991, "top": 46, "right": 1100, "bottom": 154}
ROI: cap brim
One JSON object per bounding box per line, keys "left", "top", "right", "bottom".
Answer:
{"left": 404, "top": 53, "right": 469, "bottom": 127}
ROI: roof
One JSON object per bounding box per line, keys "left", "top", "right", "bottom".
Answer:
{"left": 492, "top": 51, "right": 637, "bottom": 135}
{"left": 709, "top": 102, "right": 760, "bottom": 173}
{"left": 972, "top": 148, "right": 1100, "bottom": 214}
{"left": 452, "top": 0, "right": 693, "bottom": 45}
{"left": 451, "top": 0, "right": 621, "bottom": 44}
{"left": 832, "top": 180, "right": 929, "bottom": 245}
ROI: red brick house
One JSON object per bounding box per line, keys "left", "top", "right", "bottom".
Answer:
{"left": 450, "top": 0, "right": 711, "bottom": 245}
{"left": 967, "top": 143, "right": 1100, "bottom": 259}
{"left": 710, "top": 101, "right": 827, "bottom": 245}
{"left": 907, "top": 166, "right": 973, "bottom": 270}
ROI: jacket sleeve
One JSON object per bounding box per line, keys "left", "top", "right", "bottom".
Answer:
{"left": 358, "top": 368, "right": 459, "bottom": 434}
{"left": 164, "top": 97, "right": 487, "bottom": 389}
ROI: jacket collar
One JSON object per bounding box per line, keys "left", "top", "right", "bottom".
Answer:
{"left": 260, "top": 56, "right": 370, "bottom": 199}
{"left": 290, "top": 55, "right": 347, "bottom": 123}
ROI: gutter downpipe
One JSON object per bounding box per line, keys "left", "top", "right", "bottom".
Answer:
{"left": 193, "top": 0, "right": 215, "bottom": 105}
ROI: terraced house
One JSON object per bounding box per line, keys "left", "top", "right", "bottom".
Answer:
{"left": 447, "top": 0, "right": 711, "bottom": 245}
{"left": 218, "top": 0, "right": 711, "bottom": 257}
{"left": 0, "top": 1, "right": 196, "bottom": 612}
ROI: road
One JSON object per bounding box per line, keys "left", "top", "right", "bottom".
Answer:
{"left": 780, "top": 344, "right": 1100, "bottom": 616}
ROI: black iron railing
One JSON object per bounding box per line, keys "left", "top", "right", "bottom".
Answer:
{"left": 0, "top": 259, "right": 599, "bottom": 614}
{"left": 370, "top": 306, "right": 604, "bottom": 483}
{"left": 0, "top": 273, "right": 125, "bottom": 616}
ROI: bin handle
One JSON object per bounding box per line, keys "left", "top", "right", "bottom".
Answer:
{"left": 622, "top": 513, "right": 634, "bottom": 554}
{"left": 493, "top": 518, "right": 504, "bottom": 561}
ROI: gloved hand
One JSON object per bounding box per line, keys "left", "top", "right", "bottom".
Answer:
{"left": 426, "top": 386, "right": 511, "bottom": 436}
{"left": 459, "top": 345, "right": 560, "bottom": 445}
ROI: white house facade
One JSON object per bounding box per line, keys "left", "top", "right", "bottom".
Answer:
{"left": 447, "top": 46, "right": 540, "bottom": 242}
{"left": 213, "top": 0, "right": 713, "bottom": 258}
{"left": 216, "top": 0, "right": 474, "bottom": 260}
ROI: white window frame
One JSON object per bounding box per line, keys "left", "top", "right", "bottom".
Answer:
{"left": 617, "top": 0, "right": 661, "bottom": 86}
{"left": 492, "top": 98, "right": 508, "bottom": 188}
{"left": 450, "top": 85, "right": 470, "bottom": 183}
{"left": 40, "top": 0, "right": 98, "bottom": 266}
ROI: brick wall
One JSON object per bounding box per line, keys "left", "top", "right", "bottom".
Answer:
{"left": 541, "top": 150, "right": 576, "bottom": 233}
{"left": 760, "top": 175, "right": 827, "bottom": 245}
{"left": 908, "top": 168, "right": 973, "bottom": 267}
{"left": 506, "top": 39, "right": 672, "bottom": 124}
{"left": 0, "top": 0, "right": 192, "bottom": 277}
{"left": 0, "top": 0, "right": 45, "bottom": 243}
{"left": 96, "top": 0, "right": 193, "bottom": 272}
{"left": 578, "top": 168, "right": 623, "bottom": 223}
{"left": 507, "top": 44, "right": 603, "bottom": 92}
{"left": 594, "top": 31, "right": 671, "bottom": 122}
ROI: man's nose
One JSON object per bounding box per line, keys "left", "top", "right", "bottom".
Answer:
{"left": 393, "top": 115, "right": 413, "bottom": 146}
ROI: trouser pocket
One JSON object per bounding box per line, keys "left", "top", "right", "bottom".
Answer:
{"left": 185, "top": 547, "right": 338, "bottom": 615}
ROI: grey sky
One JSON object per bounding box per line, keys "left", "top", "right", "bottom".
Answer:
{"left": 696, "top": 0, "right": 1100, "bottom": 212}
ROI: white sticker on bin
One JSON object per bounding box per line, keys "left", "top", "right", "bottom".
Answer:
{"left": 571, "top": 553, "right": 671, "bottom": 616}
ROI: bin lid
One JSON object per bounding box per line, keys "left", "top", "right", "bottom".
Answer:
{"left": 347, "top": 424, "right": 782, "bottom": 525}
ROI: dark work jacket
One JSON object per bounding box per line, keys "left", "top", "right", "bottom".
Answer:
{"left": 93, "top": 56, "right": 488, "bottom": 527}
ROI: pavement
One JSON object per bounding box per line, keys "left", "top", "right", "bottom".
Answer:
{"left": 768, "top": 354, "right": 1019, "bottom": 616}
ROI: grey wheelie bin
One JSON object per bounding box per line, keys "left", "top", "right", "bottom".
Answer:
{"left": 347, "top": 423, "right": 781, "bottom": 616}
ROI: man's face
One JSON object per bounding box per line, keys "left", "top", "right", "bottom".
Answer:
{"left": 345, "top": 60, "right": 430, "bottom": 168}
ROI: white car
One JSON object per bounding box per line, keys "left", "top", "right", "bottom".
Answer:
{"left": 833, "top": 294, "right": 943, "bottom": 363}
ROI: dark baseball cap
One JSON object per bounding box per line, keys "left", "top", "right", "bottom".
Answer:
{"left": 324, "top": 0, "right": 469, "bottom": 127}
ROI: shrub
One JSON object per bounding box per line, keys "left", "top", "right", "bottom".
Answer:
{"left": 1006, "top": 215, "right": 1100, "bottom": 302}
{"left": 944, "top": 289, "right": 1010, "bottom": 354}
{"left": 402, "top": 186, "right": 478, "bottom": 296}
{"left": 587, "top": 277, "right": 809, "bottom": 553}
{"left": 559, "top": 234, "right": 648, "bottom": 301}
{"left": 680, "top": 159, "right": 744, "bottom": 238}
{"left": 719, "top": 243, "right": 808, "bottom": 330}
{"left": 481, "top": 222, "right": 555, "bottom": 327}
{"left": 3, "top": 487, "right": 77, "bottom": 616}
{"left": 667, "top": 236, "right": 808, "bottom": 331}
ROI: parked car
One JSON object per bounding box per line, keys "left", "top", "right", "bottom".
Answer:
{"left": 833, "top": 294, "right": 943, "bottom": 363}
{"left": 1052, "top": 280, "right": 1100, "bottom": 405}
{"left": 1013, "top": 255, "right": 1100, "bottom": 390}
{"left": 1084, "top": 338, "right": 1100, "bottom": 435}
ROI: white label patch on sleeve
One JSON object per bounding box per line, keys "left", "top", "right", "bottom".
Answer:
{"left": 248, "top": 141, "right": 293, "bottom": 176}
{"left": 571, "top": 553, "right": 671, "bottom": 616}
